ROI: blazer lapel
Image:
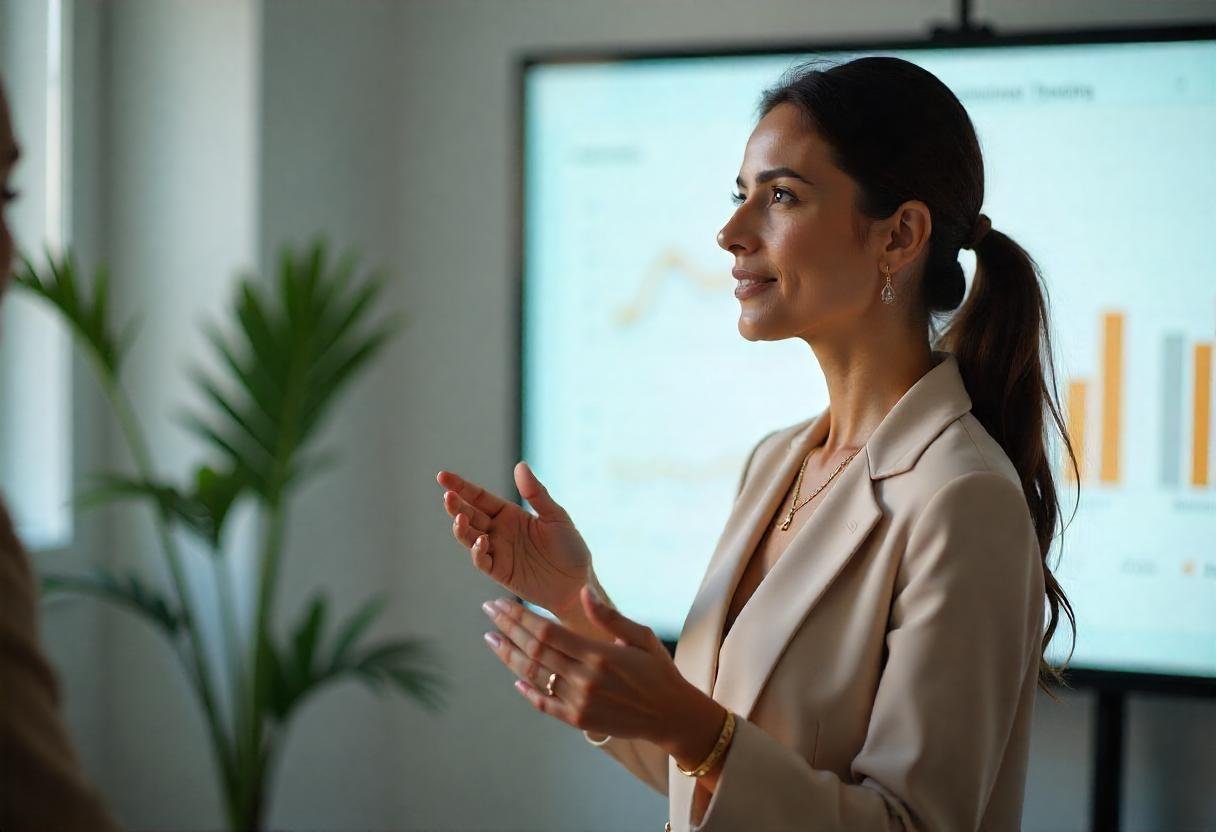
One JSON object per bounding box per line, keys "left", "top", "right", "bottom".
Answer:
{"left": 673, "top": 406, "right": 882, "bottom": 711}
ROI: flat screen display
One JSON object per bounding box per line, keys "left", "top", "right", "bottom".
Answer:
{"left": 520, "top": 34, "right": 1216, "bottom": 680}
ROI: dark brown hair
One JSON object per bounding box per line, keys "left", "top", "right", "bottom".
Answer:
{"left": 757, "top": 55, "right": 1077, "bottom": 698}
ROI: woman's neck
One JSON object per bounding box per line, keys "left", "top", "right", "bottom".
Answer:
{"left": 809, "top": 338, "right": 935, "bottom": 456}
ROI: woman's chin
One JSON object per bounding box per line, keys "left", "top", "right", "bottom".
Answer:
{"left": 737, "top": 315, "right": 774, "bottom": 342}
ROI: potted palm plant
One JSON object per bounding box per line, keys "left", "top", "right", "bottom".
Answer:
{"left": 16, "top": 237, "right": 448, "bottom": 831}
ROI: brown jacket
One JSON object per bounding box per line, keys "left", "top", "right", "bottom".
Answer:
{"left": 589, "top": 351, "right": 1044, "bottom": 831}
{"left": 0, "top": 495, "right": 122, "bottom": 831}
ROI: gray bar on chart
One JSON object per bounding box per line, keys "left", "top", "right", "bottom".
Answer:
{"left": 1161, "top": 333, "right": 1184, "bottom": 487}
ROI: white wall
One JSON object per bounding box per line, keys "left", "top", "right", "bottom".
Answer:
{"left": 61, "top": 1, "right": 263, "bottom": 827}
{"left": 29, "top": 0, "right": 1216, "bottom": 830}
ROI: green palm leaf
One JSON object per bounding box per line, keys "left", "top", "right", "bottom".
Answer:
{"left": 326, "top": 594, "right": 387, "bottom": 669}
{"left": 73, "top": 465, "right": 247, "bottom": 550}
{"left": 259, "top": 594, "right": 448, "bottom": 724}
{"left": 14, "top": 248, "right": 137, "bottom": 380}
{"left": 180, "top": 237, "right": 402, "bottom": 505}
{"left": 348, "top": 638, "right": 448, "bottom": 713}
{"left": 41, "top": 568, "right": 184, "bottom": 638}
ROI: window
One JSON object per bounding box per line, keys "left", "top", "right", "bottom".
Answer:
{"left": 0, "top": 0, "right": 72, "bottom": 550}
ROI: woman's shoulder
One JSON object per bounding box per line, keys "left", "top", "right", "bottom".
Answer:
{"left": 751, "top": 414, "right": 818, "bottom": 459}
{"left": 732, "top": 416, "right": 818, "bottom": 497}
{"left": 923, "top": 412, "right": 1021, "bottom": 487}
{"left": 889, "top": 412, "right": 1027, "bottom": 523}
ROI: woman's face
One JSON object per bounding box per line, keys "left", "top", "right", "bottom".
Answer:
{"left": 717, "top": 102, "right": 886, "bottom": 344}
{"left": 0, "top": 82, "right": 17, "bottom": 297}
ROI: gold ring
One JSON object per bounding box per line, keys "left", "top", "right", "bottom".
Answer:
{"left": 546, "top": 671, "right": 558, "bottom": 697}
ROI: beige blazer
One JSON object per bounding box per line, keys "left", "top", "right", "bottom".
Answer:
{"left": 590, "top": 350, "right": 1045, "bottom": 832}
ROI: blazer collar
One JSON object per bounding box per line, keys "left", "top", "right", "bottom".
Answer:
{"left": 861, "top": 350, "right": 973, "bottom": 479}
{"left": 796, "top": 349, "right": 973, "bottom": 480}
{"left": 672, "top": 350, "right": 973, "bottom": 717}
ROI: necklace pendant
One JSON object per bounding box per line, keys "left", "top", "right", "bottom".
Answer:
{"left": 780, "top": 512, "right": 793, "bottom": 531}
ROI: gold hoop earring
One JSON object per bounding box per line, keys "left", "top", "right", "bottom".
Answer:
{"left": 880, "top": 264, "right": 895, "bottom": 305}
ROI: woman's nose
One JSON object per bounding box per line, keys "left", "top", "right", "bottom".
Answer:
{"left": 716, "top": 216, "right": 752, "bottom": 254}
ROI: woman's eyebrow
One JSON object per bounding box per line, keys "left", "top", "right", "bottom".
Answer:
{"left": 735, "top": 166, "right": 812, "bottom": 188}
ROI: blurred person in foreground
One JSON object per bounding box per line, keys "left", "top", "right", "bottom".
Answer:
{"left": 0, "top": 77, "right": 123, "bottom": 831}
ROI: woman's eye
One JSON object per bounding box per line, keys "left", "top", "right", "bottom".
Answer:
{"left": 729, "top": 187, "right": 796, "bottom": 206}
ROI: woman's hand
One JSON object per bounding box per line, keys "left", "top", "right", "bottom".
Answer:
{"left": 437, "top": 461, "right": 592, "bottom": 619}
{"left": 480, "top": 584, "right": 721, "bottom": 756}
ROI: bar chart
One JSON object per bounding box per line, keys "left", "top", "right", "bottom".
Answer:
{"left": 1063, "top": 308, "right": 1215, "bottom": 490}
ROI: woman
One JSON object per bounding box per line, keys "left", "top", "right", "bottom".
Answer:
{"left": 0, "top": 80, "right": 123, "bottom": 830}
{"left": 438, "top": 56, "right": 1077, "bottom": 832}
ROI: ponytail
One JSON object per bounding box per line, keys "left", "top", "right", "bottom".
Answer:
{"left": 939, "top": 227, "right": 1078, "bottom": 700}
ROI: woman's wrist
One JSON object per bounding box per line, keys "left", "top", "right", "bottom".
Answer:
{"left": 553, "top": 568, "right": 616, "bottom": 644}
{"left": 658, "top": 681, "right": 730, "bottom": 773}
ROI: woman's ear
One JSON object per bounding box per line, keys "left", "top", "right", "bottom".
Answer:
{"left": 882, "top": 199, "right": 933, "bottom": 274}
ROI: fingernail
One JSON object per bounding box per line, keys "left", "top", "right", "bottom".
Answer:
{"left": 484, "top": 631, "right": 501, "bottom": 648}
{"left": 482, "top": 601, "right": 497, "bottom": 618}
{"left": 494, "top": 597, "right": 513, "bottom": 613}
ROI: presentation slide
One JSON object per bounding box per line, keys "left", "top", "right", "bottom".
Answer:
{"left": 521, "top": 38, "right": 1216, "bottom": 679}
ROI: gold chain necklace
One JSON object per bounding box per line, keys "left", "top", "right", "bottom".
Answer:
{"left": 780, "top": 444, "right": 862, "bottom": 531}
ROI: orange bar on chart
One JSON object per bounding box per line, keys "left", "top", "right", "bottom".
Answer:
{"left": 1066, "top": 379, "right": 1087, "bottom": 482}
{"left": 1099, "top": 312, "right": 1123, "bottom": 483}
{"left": 1193, "top": 343, "right": 1212, "bottom": 487}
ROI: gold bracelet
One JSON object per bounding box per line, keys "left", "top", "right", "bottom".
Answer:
{"left": 676, "top": 709, "right": 735, "bottom": 778}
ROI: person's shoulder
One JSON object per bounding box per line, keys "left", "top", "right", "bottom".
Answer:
{"left": 751, "top": 414, "right": 816, "bottom": 458}
{"left": 908, "top": 412, "right": 1022, "bottom": 494}
{"left": 905, "top": 416, "right": 1041, "bottom": 565}
{"left": 880, "top": 412, "right": 1032, "bottom": 538}
{"left": 733, "top": 416, "right": 816, "bottom": 497}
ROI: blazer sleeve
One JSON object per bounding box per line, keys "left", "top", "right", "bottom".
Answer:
{"left": 0, "top": 497, "right": 123, "bottom": 832}
{"left": 583, "top": 428, "right": 778, "bottom": 796}
{"left": 688, "top": 470, "right": 1044, "bottom": 832}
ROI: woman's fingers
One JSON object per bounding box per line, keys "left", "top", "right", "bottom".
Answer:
{"left": 469, "top": 533, "right": 494, "bottom": 573}
{"left": 436, "top": 470, "right": 508, "bottom": 517}
{"left": 483, "top": 603, "right": 581, "bottom": 683}
{"left": 437, "top": 474, "right": 497, "bottom": 573}
{"left": 484, "top": 596, "right": 607, "bottom": 673}
{"left": 514, "top": 461, "right": 575, "bottom": 523}
{"left": 441, "top": 490, "right": 492, "bottom": 530}
{"left": 481, "top": 599, "right": 589, "bottom": 702}
{"left": 452, "top": 512, "right": 488, "bottom": 552}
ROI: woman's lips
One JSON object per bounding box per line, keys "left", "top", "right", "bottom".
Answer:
{"left": 734, "top": 278, "right": 775, "bottom": 300}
